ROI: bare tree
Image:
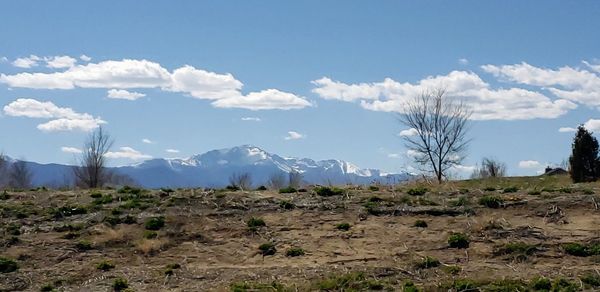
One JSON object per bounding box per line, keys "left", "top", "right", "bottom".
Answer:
{"left": 399, "top": 89, "right": 471, "bottom": 183}
{"left": 73, "top": 127, "right": 114, "bottom": 188}
{"left": 288, "top": 170, "right": 303, "bottom": 188}
{"left": 472, "top": 157, "right": 506, "bottom": 179}
{"left": 267, "top": 173, "right": 287, "bottom": 190}
{"left": 9, "top": 160, "right": 33, "bottom": 189}
{"left": 228, "top": 172, "right": 252, "bottom": 191}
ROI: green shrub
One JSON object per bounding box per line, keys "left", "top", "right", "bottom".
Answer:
{"left": 247, "top": 217, "right": 266, "bottom": 229}
{"left": 530, "top": 277, "right": 551, "bottom": 290}
{"left": 368, "top": 185, "right": 379, "bottom": 191}
{"left": 62, "top": 232, "right": 79, "bottom": 239}
{"left": 258, "top": 243, "right": 276, "bottom": 256}
{"left": 414, "top": 256, "right": 440, "bottom": 269}
{"left": 448, "top": 233, "right": 470, "bottom": 249}
{"left": 368, "top": 196, "right": 383, "bottom": 202}
{"left": 40, "top": 283, "right": 56, "bottom": 291}
{"left": 90, "top": 192, "right": 102, "bottom": 199}
{"left": 413, "top": 220, "right": 428, "bottom": 228}
{"left": 0, "top": 257, "right": 18, "bottom": 273}
{"left": 255, "top": 185, "right": 268, "bottom": 191}
{"left": 528, "top": 190, "right": 542, "bottom": 196}
{"left": 559, "top": 187, "right": 573, "bottom": 194}
{"left": 495, "top": 242, "right": 539, "bottom": 256}
{"left": 52, "top": 205, "right": 88, "bottom": 218}
{"left": 335, "top": 223, "right": 351, "bottom": 231}
{"left": 144, "top": 216, "right": 165, "bottom": 230}
{"left": 314, "top": 186, "right": 344, "bottom": 197}
{"left": 286, "top": 247, "right": 305, "bottom": 257}
{"left": 104, "top": 216, "right": 122, "bottom": 226}
{"left": 6, "top": 223, "right": 21, "bottom": 236}
{"left": 563, "top": 242, "right": 600, "bottom": 257}
{"left": 479, "top": 195, "right": 504, "bottom": 208}
{"left": 231, "top": 281, "right": 287, "bottom": 292}
{"left": 551, "top": 278, "right": 578, "bottom": 291}
{"left": 483, "top": 186, "right": 496, "bottom": 191}
{"left": 442, "top": 265, "right": 461, "bottom": 275}
{"left": 143, "top": 230, "right": 158, "bottom": 239}
{"left": 96, "top": 260, "right": 115, "bottom": 271}
{"left": 92, "top": 194, "right": 113, "bottom": 205}
{"left": 0, "top": 190, "right": 9, "bottom": 200}
{"left": 117, "top": 185, "right": 143, "bottom": 195}
{"left": 164, "top": 263, "right": 181, "bottom": 275}
{"left": 403, "top": 281, "right": 420, "bottom": 292}
{"left": 76, "top": 240, "right": 93, "bottom": 251}
{"left": 112, "top": 277, "right": 129, "bottom": 291}
{"left": 581, "top": 273, "right": 600, "bottom": 287}
{"left": 315, "top": 272, "right": 384, "bottom": 291}
{"left": 278, "top": 187, "right": 297, "bottom": 194}
{"left": 503, "top": 186, "right": 518, "bottom": 193}
{"left": 583, "top": 189, "right": 595, "bottom": 195}
{"left": 449, "top": 196, "right": 470, "bottom": 207}
{"left": 279, "top": 201, "right": 295, "bottom": 210}
{"left": 407, "top": 187, "right": 428, "bottom": 196}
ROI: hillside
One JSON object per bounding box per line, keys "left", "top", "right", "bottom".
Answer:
{"left": 1, "top": 175, "right": 600, "bottom": 291}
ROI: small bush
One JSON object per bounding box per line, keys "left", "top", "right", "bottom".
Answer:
{"left": 448, "top": 233, "right": 470, "bottom": 249}
{"left": 479, "top": 195, "right": 504, "bottom": 208}
{"left": 581, "top": 273, "right": 600, "bottom": 287}
{"left": 117, "top": 185, "right": 143, "bottom": 195}
{"left": 40, "top": 283, "right": 56, "bottom": 291}
{"left": 414, "top": 256, "right": 440, "bottom": 269}
{"left": 52, "top": 205, "right": 88, "bottom": 218}
{"left": 583, "top": 189, "right": 595, "bottom": 195}
{"left": 255, "top": 185, "right": 268, "bottom": 191}
{"left": 112, "top": 277, "right": 128, "bottom": 291}
{"left": 279, "top": 201, "right": 295, "bottom": 210}
{"left": 413, "top": 220, "right": 428, "bottom": 228}
{"left": 483, "top": 186, "right": 496, "bottom": 191}
{"left": 6, "top": 223, "right": 21, "bottom": 236}
{"left": 528, "top": 190, "right": 542, "bottom": 196}
{"left": 442, "top": 265, "right": 461, "bottom": 275}
{"left": 403, "top": 281, "right": 420, "bottom": 292}
{"left": 247, "top": 217, "right": 266, "bottom": 229}
{"left": 144, "top": 216, "right": 165, "bottom": 230}
{"left": 76, "top": 240, "right": 93, "bottom": 251}
{"left": 449, "top": 196, "right": 470, "bottom": 207}
{"left": 286, "top": 247, "right": 305, "bottom": 257}
{"left": 407, "top": 187, "right": 428, "bottom": 196}
{"left": 530, "top": 277, "right": 551, "bottom": 290}
{"left": 96, "top": 260, "right": 115, "bottom": 271}
{"left": 143, "top": 230, "right": 158, "bottom": 239}
{"left": 90, "top": 192, "right": 102, "bottom": 199}
{"left": 559, "top": 187, "right": 573, "bottom": 194}
{"left": 495, "top": 242, "right": 539, "bottom": 256}
{"left": 563, "top": 242, "right": 600, "bottom": 257}
{"left": 0, "top": 190, "right": 9, "bottom": 200}
{"left": 278, "top": 187, "right": 297, "bottom": 194}
{"left": 0, "top": 257, "right": 18, "bottom": 273}
{"left": 164, "top": 263, "right": 181, "bottom": 276}
{"left": 551, "top": 278, "right": 578, "bottom": 291}
{"left": 503, "top": 186, "right": 518, "bottom": 193}
{"left": 335, "top": 223, "right": 351, "bottom": 231}
{"left": 314, "top": 186, "right": 344, "bottom": 197}
{"left": 92, "top": 194, "right": 113, "bottom": 205}
{"left": 258, "top": 243, "right": 276, "bottom": 256}
{"left": 368, "top": 185, "right": 379, "bottom": 191}
{"left": 368, "top": 196, "right": 384, "bottom": 202}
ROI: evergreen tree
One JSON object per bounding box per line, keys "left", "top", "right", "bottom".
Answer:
{"left": 569, "top": 125, "right": 600, "bottom": 182}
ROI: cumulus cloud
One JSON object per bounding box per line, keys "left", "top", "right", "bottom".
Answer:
{"left": 142, "top": 138, "right": 154, "bottom": 144}
{"left": 518, "top": 160, "right": 542, "bottom": 169}
{"left": 458, "top": 58, "right": 469, "bottom": 65}
{"left": 482, "top": 62, "right": 600, "bottom": 109}
{"left": 398, "top": 128, "right": 418, "bottom": 137}
{"left": 284, "top": 131, "right": 305, "bottom": 140}
{"left": 165, "top": 149, "right": 180, "bottom": 153}
{"left": 558, "top": 119, "right": 600, "bottom": 133}
{"left": 3, "top": 98, "right": 105, "bottom": 132}
{"left": 12, "top": 55, "right": 41, "bottom": 68}
{"left": 0, "top": 57, "right": 311, "bottom": 110}
{"left": 241, "top": 117, "right": 261, "bottom": 122}
{"left": 312, "top": 71, "right": 576, "bottom": 120}
{"left": 387, "top": 153, "right": 401, "bottom": 158}
{"left": 0, "top": 57, "right": 8, "bottom": 63}
{"left": 61, "top": 146, "right": 83, "bottom": 154}
{"left": 105, "top": 147, "right": 151, "bottom": 160}
{"left": 80, "top": 55, "right": 92, "bottom": 62}
{"left": 107, "top": 89, "right": 146, "bottom": 100}
{"left": 558, "top": 127, "right": 577, "bottom": 133}
{"left": 45, "top": 56, "right": 77, "bottom": 69}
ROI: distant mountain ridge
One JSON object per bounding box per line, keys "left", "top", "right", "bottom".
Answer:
{"left": 4, "top": 145, "right": 413, "bottom": 188}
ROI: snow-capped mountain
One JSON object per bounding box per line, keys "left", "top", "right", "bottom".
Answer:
{"left": 2, "top": 145, "right": 412, "bottom": 188}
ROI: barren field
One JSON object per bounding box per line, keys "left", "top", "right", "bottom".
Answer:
{"left": 2, "top": 176, "right": 600, "bottom": 291}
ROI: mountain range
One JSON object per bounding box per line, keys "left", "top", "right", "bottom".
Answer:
{"left": 3, "top": 145, "right": 412, "bottom": 188}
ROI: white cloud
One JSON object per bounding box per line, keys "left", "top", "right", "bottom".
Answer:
{"left": 3, "top": 98, "right": 105, "bottom": 132}
{"left": 312, "top": 71, "right": 576, "bottom": 120}
{"left": 142, "top": 138, "right": 154, "bottom": 144}
{"left": 406, "top": 149, "right": 422, "bottom": 158}
{"left": 284, "top": 131, "right": 305, "bottom": 140}
{"left": 518, "top": 160, "right": 542, "bottom": 169}
{"left": 558, "top": 127, "right": 577, "bottom": 133}
{"left": 458, "top": 58, "right": 469, "bottom": 65}
{"left": 80, "top": 55, "right": 92, "bottom": 62}
{"left": 105, "top": 147, "right": 151, "bottom": 160}
{"left": 212, "top": 89, "right": 311, "bottom": 110}
{"left": 165, "top": 149, "right": 180, "bottom": 153}
{"left": 398, "top": 128, "right": 418, "bottom": 137}
{"left": 12, "top": 55, "right": 41, "bottom": 68}
{"left": 61, "top": 146, "right": 83, "bottom": 154}
{"left": 387, "top": 153, "right": 401, "bottom": 158}
{"left": 482, "top": 62, "right": 600, "bottom": 108}
{"left": 451, "top": 164, "right": 476, "bottom": 173}
{"left": 107, "top": 89, "right": 146, "bottom": 100}
{"left": 0, "top": 57, "right": 7, "bottom": 63}
{"left": 45, "top": 56, "right": 77, "bottom": 69}
{"left": 1, "top": 57, "right": 310, "bottom": 111}
{"left": 241, "top": 117, "right": 261, "bottom": 122}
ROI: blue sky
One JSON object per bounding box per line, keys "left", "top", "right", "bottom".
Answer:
{"left": 1, "top": 1, "right": 600, "bottom": 177}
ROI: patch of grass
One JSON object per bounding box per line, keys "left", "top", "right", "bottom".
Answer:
{"left": 51, "top": 205, "right": 88, "bottom": 218}
{"left": 92, "top": 194, "right": 113, "bottom": 205}
{"left": 279, "top": 201, "right": 295, "bottom": 210}
{"left": 230, "top": 281, "right": 288, "bottom": 292}
{"left": 75, "top": 240, "right": 93, "bottom": 251}
{"left": 440, "top": 279, "right": 479, "bottom": 291}
{"left": 0, "top": 257, "right": 18, "bottom": 273}
{"left": 144, "top": 216, "right": 165, "bottom": 230}
{"left": 583, "top": 189, "right": 595, "bottom": 195}
{"left": 551, "top": 278, "right": 578, "bottom": 291}
{"left": 479, "top": 195, "right": 504, "bottom": 208}
{"left": 90, "top": 192, "right": 103, "bottom": 199}
{"left": 117, "top": 185, "right": 144, "bottom": 195}
{"left": 403, "top": 281, "right": 420, "bottom": 292}
{"left": 503, "top": 186, "right": 518, "bottom": 193}
{"left": 449, "top": 196, "right": 470, "bottom": 207}
{"left": 581, "top": 273, "right": 600, "bottom": 288}
{"left": 286, "top": 247, "right": 305, "bottom": 257}
{"left": 258, "top": 242, "right": 276, "bottom": 256}
{"left": 164, "top": 263, "right": 181, "bottom": 276}
{"left": 278, "top": 187, "right": 297, "bottom": 194}
{"left": 495, "top": 242, "right": 539, "bottom": 256}
{"left": 413, "top": 220, "right": 428, "bottom": 228}
{"left": 407, "top": 187, "right": 428, "bottom": 196}
{"left": 530, "top": 277, "right": 551, "bottom": 290}
{"left": 528, "top": 190, "right": 542, "bottom": 196}
{"left": 314, "top": 186, "right": 345, "bottom": 197}
{"left": 483, "top": 186, "right": 496, "bottom": 191}
{"left": 247, "top": 217, "right": 266, "bottom": 230}
{"left": 563, "top": 242, "right": 600, "bottom": 257}
{"left": 368, "top": 185, "right": 379, "bottom": 191}
{"left": 53, "top": 223, "right": 84, "bottom": 232}
{"left": 255, "top": 185, "right": 268, "bottom": 191}
{"left": 448, "top": 233, "right": 470, "bottom": 249}
{"left": 96, "top": 260, "right": 115, "bottom": 271}
{"left": 40, "top": 283, "right": 57, "bottom": 292}
{"left": 112, "top": 277, "right": 129, "bottom": 291}
{"left": 442, "top": 265, "right": 461, "bottom": 275}
{"left": 0, "top": 190, "right": 9, "bottom": 200}
{"left": 559, "top": 187, "right": 573, "bottom": 194}
{"left": 414, "top": 256, "right": 440, "bottom": 269}
{"left": 143, "top": 230, "right": 158, "bottom": 239}
{"left": 368, "top": 196, "right": 383, "bottom": 202}
{"left": 315, "top": 272, "right": 385, "bottom": 291}
{"left": 335, "top": 222, "right": 351, "bottom": 231}
{"left": 6, "top": 223, "right": 21, "bottom": 236}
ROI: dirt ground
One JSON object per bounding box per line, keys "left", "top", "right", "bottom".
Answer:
{"left": 1, "top": 176, "right": 600, "bottom": 291}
